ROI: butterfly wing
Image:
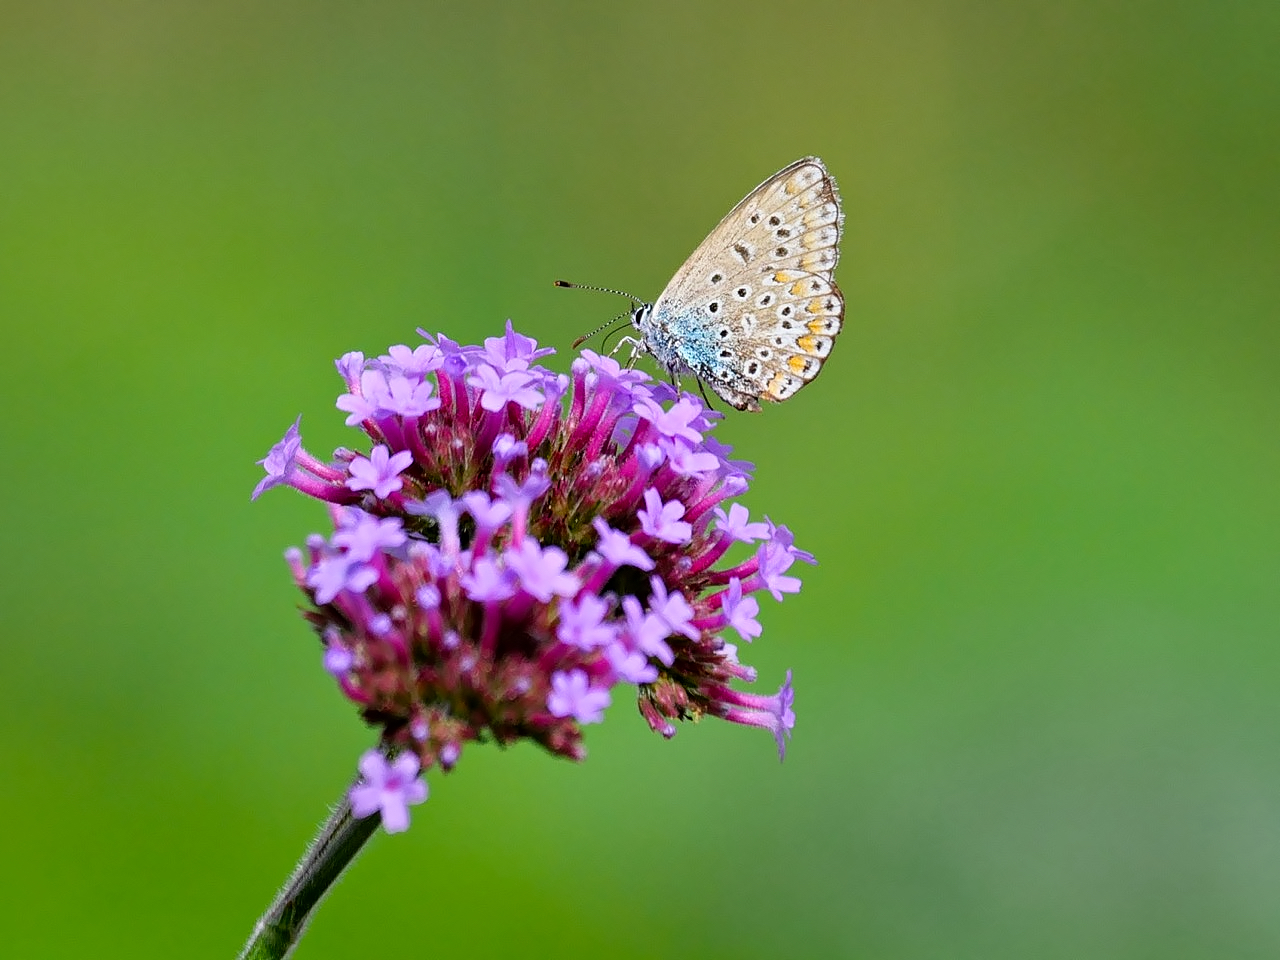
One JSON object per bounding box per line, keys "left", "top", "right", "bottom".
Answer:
{"left": 647, "top": 157, "right": 845, "bottom": 410}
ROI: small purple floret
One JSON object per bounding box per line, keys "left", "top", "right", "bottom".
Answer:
{"left": 349, "top": 749, "right": 429, "bottom": 833}
{"left": 637, "top": 488, "right": 693, "bottom": 544}
{"left": 252, "top": 417, "right": 303, "bottom": 500}
{"left": 347, "top": 445, "right": 414, "bottom": 499}
{"left": 547, "top": 670, "right": 611, "bottom": 724}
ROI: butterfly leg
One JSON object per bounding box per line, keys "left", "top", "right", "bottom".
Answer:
{"left": 608, "top": 335, "right": 648, "bottom": 370}
{"left": 695, "top": 378, "right": 718, "bottom": 411}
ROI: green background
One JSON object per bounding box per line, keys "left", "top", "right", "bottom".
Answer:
{"left": 2, "top": 2, "right": 1276, "bottom": 958}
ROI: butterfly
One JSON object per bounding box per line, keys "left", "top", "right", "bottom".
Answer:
{"left": 582, "top": 157, "right": 845, "bottom": 412}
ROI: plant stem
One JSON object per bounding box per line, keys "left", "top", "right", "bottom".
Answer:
{"left": 237, "top": 787, "right": 380, "bottom": 960}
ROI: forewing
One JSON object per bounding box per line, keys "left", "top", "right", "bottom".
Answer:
{"left": 652, "top": 157, "right": 845, "bottom": 406}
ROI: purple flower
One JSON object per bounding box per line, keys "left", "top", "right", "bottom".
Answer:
{"left": 461, "top": 490, "right": 513, "bottom": 532}
{"left": 757, "top": 540, "right": 804, "bottom": 601}
{"left": 381, "top": 343, "right": 444, "bottom": 378}
{"left": 493, "top": 470, "right": 550, "bottom": 511}
{"left": 346, "top": 445, "right": 414, "bottom": 499}
{"left": 711, "top": 671, "right": 796, "bottom": 761}
{"left": 556, "top": 594, "right": 617, "bottom": 651}
{"left": 336, "top": 369, "right": 392, "bottom": 425}
{"left": 621, "top": 595, "right": 675, "bottom": 666}
{"left": 646, "top": 575, "right": 699, "bottom": 640}
{"left": 483, "top": 318, "right": 556, "bottom": 367}
{"left": 637, "top": 488, "right": 692, "bottom": 544}
{"left": 255, "top": 323, "right": 817, "bottom": 787}
{"left": 331, "top": 509, "right": 407, "bottom": 562}
{"left": 504, "top": 539, "right": 579, "bottom": 602}
{"left": 415, "top": 583, "right": 441, "bottom": 609}
{"left": 335, "top": 351, "right": 365, "bottom": 387}
{"left": 547, "top": 670, "right": 611, "bottom": 724}
{"left": 381, "top": 374, "right": 441, "bottom": 417}
{"left": 467, "top": 364, "right": 545, "bottom": 412}
{"left": 460, "top": 556, "right": 517, "bottom": 603}
{"left": 713, "top": 503, "right": 770, "bottom": 544}
{"left": 766, "top": 520, "right": 817, "bottom": 565}
{"left": 252, "top": 417, "right": 303, "bottom": 500}
{"left": 323, "top": 642, "right": 354, "bottom": 676}
{"left": 591, "top": 518, "right": 655, "bottom": 571}
{"left": 721, "top": 577, "right": 763, "bottom": 642}
{"left": 306, "top": 554, "right": 377, "bottom": 605}
{"left": 636, "top": 442, "right": 665, "bottom": 471}
{"left": 605, "top": 640, "right": 658, "bottom": 684}
{"left": 664, "top": 441, "right": 720, "bottom": 477}
{"left": 491, "top": 433, "right": 528, "bottom": 465}
{"left": 635, "top": 395, "right": 704, "bottom": 445}
{"left": 349, "top": 749, "right": 429, "bottom": 833}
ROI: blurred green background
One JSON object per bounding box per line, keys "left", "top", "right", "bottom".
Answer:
{"left": 1, "top": 2, "right": 1276, "bottom": 957}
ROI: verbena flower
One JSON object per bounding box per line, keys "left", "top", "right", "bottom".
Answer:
{"left": 253, "top": 322, "right": 814, "bottom": 833}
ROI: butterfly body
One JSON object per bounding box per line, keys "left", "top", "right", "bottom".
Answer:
{"left": 632, "top": 156, "right": 845, "bottom": 412}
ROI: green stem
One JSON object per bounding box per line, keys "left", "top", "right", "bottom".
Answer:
{"left": 237, "top": 786, "right": 380, "bottom": 960}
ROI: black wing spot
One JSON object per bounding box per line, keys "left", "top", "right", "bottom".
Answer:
{"left": 707, "top": 301, "right": 720, "bottom": 314}
{"left": 733, "top": 243, "right": 751, "bottom": 263}
{"left": 710, "top": 272, "right": 723, "bottom": 284}
{"left": 768, "top": 215, "right": 781, "bottom": 226}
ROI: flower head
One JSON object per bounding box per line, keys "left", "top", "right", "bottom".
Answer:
{"left": 254, "top": 325, "right": 816, "bottom": 831}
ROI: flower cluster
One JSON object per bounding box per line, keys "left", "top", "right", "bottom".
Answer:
{"left": 253, "top": 323, "right": 813, "bottom": 831}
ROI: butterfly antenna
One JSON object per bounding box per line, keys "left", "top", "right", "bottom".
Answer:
{"left": 571, "top": 309, "right": 632, "bottom": 350}
{"left": 555, "top": 279, "right": 648, "bottom": 349}
{"left": 554, "top": 279, "right": 645, "bottom": 306}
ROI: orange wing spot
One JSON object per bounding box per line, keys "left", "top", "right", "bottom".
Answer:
{"left": 806, "top": 297, "right": 827, "bottom": 313}
{"left": 787, "top": 355, "right": 809, "bottom": 374}
{"left": 773, "top": 270, "right": 797, "bottom": 284}
{"left": 789, "top": 280, "right": 809, "bottom": 296}
{"left": 796, "top": 334, "right": 819, "bottom": 354}
{"left": 808, "top": 318, "right": 838, "bottom": 334}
